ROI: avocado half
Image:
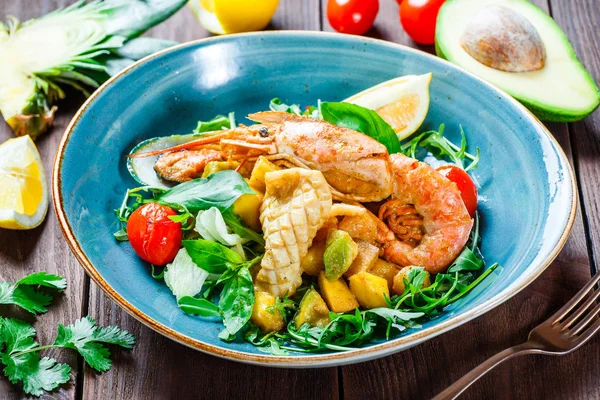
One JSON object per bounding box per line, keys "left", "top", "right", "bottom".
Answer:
{"left": 435, "top": 0, "right": 600, "bottom": 122}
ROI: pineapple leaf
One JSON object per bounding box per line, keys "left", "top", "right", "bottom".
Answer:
{"left": 0, "top": 0, "right": 185, "bottom": 139}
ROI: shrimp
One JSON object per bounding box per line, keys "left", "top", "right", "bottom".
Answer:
{"left": 379, "top": 153, "right": 473, "bottom": 274}
{"left": 338, "top": 154, "right": 473, "bottom": 274}
{"left": 153, "top": 148, "right": 222, "bottom": 182}
{"left": 131, "top": 112, "right": 393, "bottom": 202}
{"left": 256, "top": 168, "right": 332, "bottom": 297}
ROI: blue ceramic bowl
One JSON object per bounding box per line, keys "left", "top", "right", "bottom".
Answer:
{"left": 53, "top": 32, "right": 576, "bottom": 367}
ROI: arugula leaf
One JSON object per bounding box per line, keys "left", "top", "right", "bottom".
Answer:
{"left": 218, "top": 267, "right": 254, "bottom": 336}
{"left": 53, "top": 317, "right": 135, "bottom": 372}
{"left": 321, "top": 102, "right": 401, "bottom": 154}
{"left": 401, "top": 124, "right": 480, "bottom": 171}
{"left": 194, "top": 113, "right": 236, "bottom": 133}
{"left": 183, "top": 239, "right": 243, "bottom": 274}
{"left": 0, "top": 272, "right": 66, "bottom": 314}
{"left": 178, "top": 296, "right": 221, "bottom": 317}
{"left": 158, "top": 170, "right": 255, "bottom": 212}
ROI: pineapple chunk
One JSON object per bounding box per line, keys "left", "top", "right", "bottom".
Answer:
{"left": 318, "top": 271, "right": 359, "bottom": 313}
{"left": 393, "top": 266, "right": 431, "bottom": 295}
{"left": 201, "top": 160, "right": 240, "bottom": 178}
{"left": 233, "top": 193, "right": 263, "bottom": 232}
{"left": 345, "top": 240, "right": 380, "bottom": 277}
{"left": 348, "top": 272, "right": 390, "bottom": 309}
{"left": 251, "top": 291, "right": 285, "bottom": 333}
{"left": 294, "top": 288, "right": 331, "bottom": 329}
{"left": 249, "top": 156, "right": 280, "bottom": 193}
{"left": 369, "top": 258, "right": 401, "bottom": 291}
{"left": 300, "top": 241, "right": 326, "bottom": 276}
{"left": 324, "top": 229, "right": 358, "bottom": 280}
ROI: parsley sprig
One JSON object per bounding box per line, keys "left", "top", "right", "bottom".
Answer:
{"left": 0, "top": 316, "right": 135, "bottom": 396}
{"left": 0, "top": 272, "right": 66, "bottom": 314}
{"left": 0, "top": 273, "right": 135, "bottom": 397}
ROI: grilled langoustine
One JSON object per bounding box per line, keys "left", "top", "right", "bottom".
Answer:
{"left": 134, "top": 111, "right": 392, "bottom": 202}
{"left": 255, "top": 168, "right": 332, "bottom": 297}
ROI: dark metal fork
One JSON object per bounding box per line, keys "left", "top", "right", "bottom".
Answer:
{"left": 433, "top": 273, "right": 600, "bottom": 400}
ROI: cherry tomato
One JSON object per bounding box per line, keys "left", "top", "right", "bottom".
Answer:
{"left": 399, "top": 0, "right": 445, "bottom": 45}
{"left": 327, "top": 0, "right": 379, "bottom": 35}
{"left": 436, "top": 165, "right": 478, "bottom": 217}
{"left": 127, "top": 203, "right": 182, "bottom": 265}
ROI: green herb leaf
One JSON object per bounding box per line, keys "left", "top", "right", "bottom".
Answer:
{"left": 447, "top": 247, "right": 485, "bottom": 273}
{"left": 53, "top": 317, "right": 135, "bottom": 373}
{"left": 219, "top": 268, "right": 254, "bottom": 336}
{"left": 113, "top": 228, "right": 129, "bottom": 241}
{"left": 182, "top": 239, "right": 243, "bottom": 274}
{"left": 401, "top": 125, "right": 479, "bottom": 171}
{"left": 269, "top": 98, "right": 303, "bottom": 115}
{"left": 17, "top": 272, "right": 67, "bottom": 290}
{"left": 0, "top": 272, "right": 66, "bottom": 314}
{"left": 158, "top": 170, "right": 255, "bottom": 213}
{"left": 178, "top": 296, "right": 221, "bottom": 317}
{"left": 0, "top": 317, "right": 70, "bottom": 397}
{"left": 321, "top": 102, "right": 401, "bottom": 154}
{"left": 194, "top": 114, "right": 235, "bottom": 133}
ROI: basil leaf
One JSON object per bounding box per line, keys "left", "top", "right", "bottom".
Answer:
{"left": 222, "top": 210, "right": 265, "bottom": 246}
{"left": 321, "top": 102, "right": 401, "bottom": 154}
{"left": 219, "top": 268, "right": 254, "bottom": 336}
{"left": 178, "top": 296, "right": 220, "bottom": 317}
{"left": 158, "top": 170, "right": 255, "bottom": 212}
{"left": 182, "top": 239, "right": 243, "bottom": 274}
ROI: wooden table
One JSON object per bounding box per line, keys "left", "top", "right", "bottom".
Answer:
{"left": 1, "top": 1, "right": 599, "bottom": 399}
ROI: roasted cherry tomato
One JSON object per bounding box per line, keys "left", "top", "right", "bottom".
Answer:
{"left": 327, "top": 0, "right": 379, "bottom": 35}
{"left": 127, "top": 203, "right": 182, "bottom": 265}
{"left": 399, "top": 0, "right": 445, "bottom": 45}
{"left": 436, "top": 165, "right": 478, "bottom": 217}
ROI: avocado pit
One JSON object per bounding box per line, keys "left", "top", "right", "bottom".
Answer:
{"left": 460, "top": 5, "right": 546, "bottom": 72}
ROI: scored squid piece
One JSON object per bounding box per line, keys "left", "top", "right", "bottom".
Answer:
{"left": 255, "top": 168, "right": 332, "bottom": 297}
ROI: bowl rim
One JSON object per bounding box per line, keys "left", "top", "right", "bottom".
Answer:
{"left": 52, "top": 30, "right": 577, "bottom": 368}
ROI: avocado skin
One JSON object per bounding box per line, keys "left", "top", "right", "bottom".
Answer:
{"left": 434, "top": 0, "right": 600, "bottom": 122}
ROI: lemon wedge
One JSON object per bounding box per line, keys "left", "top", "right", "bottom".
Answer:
{"left": 344, "top": 73, "right": 432, "bottom": 140}
{"left": 190, "top": 0, "right": 280, "bottom": 35}
{"left": 0, "top": 135, "right": 48, "bottom": 230}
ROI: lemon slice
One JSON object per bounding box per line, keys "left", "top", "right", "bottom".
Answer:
{"left": 0, "top": 136, "right": 48, "bottom": 230}
{"left": 344, "top": 73, "right": 432, "bottom": 140}
{"left": 190, "top": 0, "right": 280, "bottom": 35}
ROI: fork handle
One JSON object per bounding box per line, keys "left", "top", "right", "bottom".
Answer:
{"left": 432, "top": 343, "right": 535, "bottom": 400}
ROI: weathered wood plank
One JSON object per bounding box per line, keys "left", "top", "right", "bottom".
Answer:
{"left": 321, "top": 1, "right": 598, "bottom": 399}
{"left": 0, "top": 2, "right": 87, "bottom": 399}
{"left": 550, "top": 0, "right": 600, "bottom": 276}
{"left": 82, "top": 2, "right": 339, "bottom": 399}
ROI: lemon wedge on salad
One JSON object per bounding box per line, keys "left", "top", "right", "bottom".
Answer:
{"left": 344, "top": 73, "right": 432, "bottom": 140}
{"left": 0, "top": 136, "right": 48, "bottom": 230}
{"left": 190, "top": 0, "right": 280, "bottom": 35}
